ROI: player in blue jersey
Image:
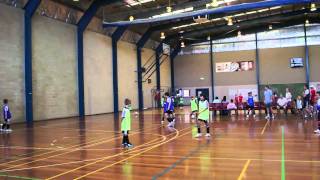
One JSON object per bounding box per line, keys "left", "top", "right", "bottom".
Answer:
{"left": 246, "top": 92, "right": 256, "bottom": 118}
{"left": 1, "top": 99, "right": 12, "bottom": 132}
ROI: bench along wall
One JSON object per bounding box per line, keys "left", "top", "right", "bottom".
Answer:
{"left": 174, "top": 45, "right": 319, "bottom": 101}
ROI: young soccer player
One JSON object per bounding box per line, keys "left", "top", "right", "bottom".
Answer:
{"left": 1, "top": 99, "right": 12, "bottom": 132}
{"left": 121, "top": 98, "right": 132, "bottom": 148}
{"left": 179, "top": 96, "right": 184, "bottom": 110}
{"left": 195, "top": 94, "right": 210, "bottom": 138}
{"left": 227, "top": 99, "right": 237, "bottom": 115}
{"left": 296, "top": 96, "right": 303, "bottom": 117}
{"left": 264, "top": 86, "right": 274, "bottom": 120}
{"left": 190, "top": 96, "right": 198, "bottom": 119}
{"left": 165, "top": 93, "right": 175, "bottom": 127}
{"left": 161, "top": 95, "right": 167, "bottom": 124}
{"left": 246, "top": 92, "right": 256, "bottom": 118}
{"left": 314, "top": 93, "right": 320, "bottom": 134}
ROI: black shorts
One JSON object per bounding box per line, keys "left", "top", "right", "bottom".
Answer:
{"left": 166, "top": 110, "right": 173, "bottom": 114}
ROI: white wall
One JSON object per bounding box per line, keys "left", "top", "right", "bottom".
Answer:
{"left": 84, "top": 31, "right": 113, "bottom": 115}
{"left": 32, "top": 15, "right": 78, "bottom": 120}
{"left": 117, "top": 41, "right": 138, "bottom": 110}
{"left": 0, "top": 4, "right": 24, "bottom": 122}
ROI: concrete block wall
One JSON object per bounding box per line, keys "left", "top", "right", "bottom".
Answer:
{"left": 0, "top": 4, "right": 172, "bottom": 122}
{"left": 84, "top": 31, "right": 113, "bottom": 115}
{"left": 32, "top": 15, "right": 78, "bottom": 121}
{"left": 0, "top": 4, "right": 25, "bottom": 122}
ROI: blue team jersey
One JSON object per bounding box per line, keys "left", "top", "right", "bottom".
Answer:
{"left": 247, "top": 96, "right": 254, "bottom": 107}
{"left": 166, "top": 97, "right": 174, "bottom": 112}
{"left": 3, "top": 105, "right": 12, "bottom": 119}
{"left": 163, "top": 101, "right": 168, "bottom": 113}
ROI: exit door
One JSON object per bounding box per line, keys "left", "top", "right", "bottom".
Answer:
{"left": 195, "top": 88, "right": 210, "bottom": 101}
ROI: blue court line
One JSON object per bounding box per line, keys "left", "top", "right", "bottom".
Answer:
{"left": 151, "top": 142, "right": 208, "bottom": 180}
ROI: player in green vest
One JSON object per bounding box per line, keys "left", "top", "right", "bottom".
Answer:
{"left": 179, "top": 96, "right": 184, "bottom": 109}
{"left": 190, "top": 96, "right": 198, "bottom": 119}
{"left": 196, "top": 94, "right": 211, "bottom": 138}
{"left": 161, "top": 95, "right": 166, "bottom": 124}
{"left": 121, "top": 98, "right": 133, "bottom": 148}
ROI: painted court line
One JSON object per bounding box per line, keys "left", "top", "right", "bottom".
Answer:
{"left": 151, "top": 144, "right": 205, "bottom": 180}
{"left": 72, "top": 128, "right": 192, "bottom": 180}
{"left": 261, "top": 120, "right": 269, "bottom": 135}
{"left": 237, "top": 159, "right": 251, "bottom": 180}
{"left": 0, "top": 125, "right": 163, "bottom": 171}
{"left": 0, "top": 135, "right": 167, "bottom": 173}
{"left": 45, "top": 127, "right": 191, "bottom": 180}
{"left": 0, "top": 173, "right": 41, "bottom": 180}
{"left": 281, "top": 126, "right": 286, "bottom": 180}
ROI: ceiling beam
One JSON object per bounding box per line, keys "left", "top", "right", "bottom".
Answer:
{"left": 186, "top": 17, "right": 320, "bottom": 45}
{"left": 165, "top": 9, "right": 319, "bottom": 45}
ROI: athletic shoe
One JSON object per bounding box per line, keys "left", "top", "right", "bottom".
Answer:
{"left": 246, "top": 115, "right": 249, "bottom": 118}
{"left": 6, "top": 129, "right": 12, "bottom": 133}
{"left": 314, "top": 129, "right": 320, "bottom": 134}
{"left": 253, "top": 115, "right": 256, "bottom": 118}
{"left": 167, "top": 122, "right": 174, "bottom": 127}
{"left": 195, "top": 133, "right": 202, "bottom": 138}
{"left": 265, "top": 116, "right": 270, "bottom": 120}
{"left": 161, "top": 120, "right": 164, "bottom": 125}
{"left": 272, "top": 116, "right": 275, "bottom": 120}
{"left": 205, "top": 133, "right": 211, "bottom": 137}
{"left": 126, "top": 144, "right": 133, "bottom": 148}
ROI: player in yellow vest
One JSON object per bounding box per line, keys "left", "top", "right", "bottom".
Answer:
{"left": 196, "top": 94, "right": 211, "bottom": 138}
{"left": 190, "top": 96, "right": 198, "bottom": 119}
{"left": 121, "top": 99, "right": 133, "bottom": 148}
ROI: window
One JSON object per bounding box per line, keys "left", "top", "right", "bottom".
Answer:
{"left": 180, "top": 24, "right": 320, "bottom": 55}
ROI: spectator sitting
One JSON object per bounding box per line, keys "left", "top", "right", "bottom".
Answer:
{"left": 227, "top": 99, "right": 237, "bottom": 115}
{"left": 221, "top": 96, "right": 228, "bottom": 116}
{"left": 277, "top": 94, "right": 288, "bottom": 115}
{"left": 213, "top": 96, "right": 220, "bottom": 103}
{"left": 212, "top": 96, "right": 220, "bottom": 116}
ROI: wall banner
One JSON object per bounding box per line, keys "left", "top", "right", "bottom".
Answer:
{"left": 216, "top": 61, "right": 254, "bottom": 73}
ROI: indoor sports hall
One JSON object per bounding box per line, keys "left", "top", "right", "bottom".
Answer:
{"left": 0, "top": 0, "right": 320, "bottom": 179}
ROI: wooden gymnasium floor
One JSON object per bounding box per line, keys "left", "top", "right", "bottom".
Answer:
{"left": 0, "top": 108, "right": 319, "bottom": 180}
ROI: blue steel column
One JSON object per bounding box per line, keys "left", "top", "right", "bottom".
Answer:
{"left": 170, "top": 46, "right": 181, "bottom": 94}
{"left": 111, "top": 27, "right": 127, "bottom": 113}
{"left": 303, "top": 24, "right": 310, "bottom": 86}
{"left": 136, "top": 28, "right": 154, "bottom": 110}
{"left": 76, "top": 0, "right": 117, "bottom": 118}
{"left": 24, "top": 0, "right": 41, "bottom": 123}
{"left": 155, "top": 43, "right": 163, "bottom": 91}
{"left": 155, "top": 43, "right": 163, "bottom": 107}
{"left": 209, "top": 38, "right": 214, "bottom": 101}
{"left": 255, "top": 33, "right": 261, "bottom": 101}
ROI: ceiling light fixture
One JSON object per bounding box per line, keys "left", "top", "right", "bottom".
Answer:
{"left": 269, "top": 24, "right": 273, "bottom": 30}
{"left": 227, "top": 17, "right": 233, "bottom": 26}
{"left": 160, "top": 32, "right": 165, "bottom": 39}
{"left": 310, "top": 3, "right": 317, "bottom": 11}
{"left": 166, "top": 6, "right": 172, "bottom": 13}
{"left": 181, "top": 41, "right": 185, "bottom": 48}
{"left": 129, "top": 16, "right": 134, "bottom": 21}
{"left": 152, "top": 7, "right": 194, "bottom": 18}
{"left": 126, "top": 0, "right": 155, "bottom": 7}
{"left": 305, "top": 19, "right": 310, "bottom": 25}
{"left": 237, "top": 30, "right": 242, "bottom": 37}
